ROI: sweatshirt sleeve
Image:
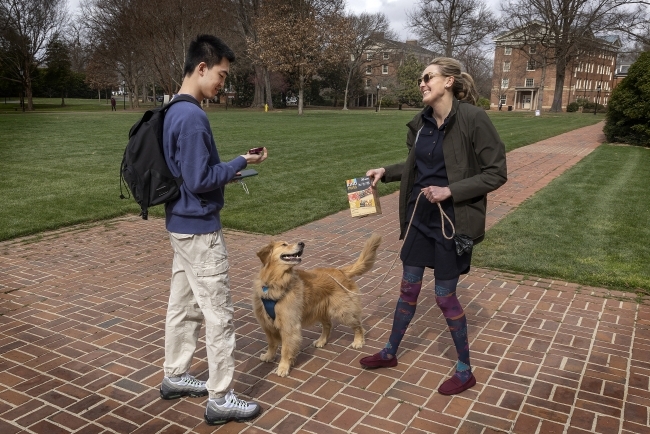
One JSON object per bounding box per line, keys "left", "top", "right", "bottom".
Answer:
{"left": 176, "top": 128, "right": 247, "bottom": 194}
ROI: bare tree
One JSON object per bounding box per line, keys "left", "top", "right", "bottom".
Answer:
{"left": 500, "top": 0, "right": 645, "bottom": 112}
{"left": 461, "top": 46, "right": 493, "bottom": 98}
{"left": 406, "top": 0, "right": 499, "bottom": 58}
{"left": 0, "top": 0, "right": 68, "bottom": 110}
{"left": 341, "top": 12, "right": 393, "bottom": 110}
{"left": 230, "top": 0, "right": 275, "bottom": 108}
{"left": 136, "top": 0, "right": 233, "bottom": 98}
{"left": 85, "top": 51, "right": 118, "bottom": 103}
{"left": 249, "top": 0, "right": 352, "bottom": 114}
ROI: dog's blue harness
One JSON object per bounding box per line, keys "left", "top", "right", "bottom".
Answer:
{"left": 261, "top": 286, "right": 277, "bottom": 320}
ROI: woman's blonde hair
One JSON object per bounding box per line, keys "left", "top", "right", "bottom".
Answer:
{"left": 429, "top": 57, "right": 478, "bottom": 105}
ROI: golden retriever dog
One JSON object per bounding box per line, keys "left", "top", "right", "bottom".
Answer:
{"left": 252, "top": 234, "right": 382, "bottom": 377}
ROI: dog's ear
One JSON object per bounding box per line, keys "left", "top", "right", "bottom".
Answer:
{"left": 257, "top": 244, "right": 273, "bottom": 265}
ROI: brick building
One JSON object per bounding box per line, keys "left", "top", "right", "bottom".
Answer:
{"left": 491, "top": 24, "right": 621, "bottom": 111}
{"left": 357, "top": 34, "right": 436, "bottom": 107}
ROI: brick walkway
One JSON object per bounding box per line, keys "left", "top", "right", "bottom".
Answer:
{"left": 1, "top": 122, "right": 648, "bottom": 434}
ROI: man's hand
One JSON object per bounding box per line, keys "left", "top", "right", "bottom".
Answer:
{"left": 243, "top": 147, "right": 268, "bottom": 164}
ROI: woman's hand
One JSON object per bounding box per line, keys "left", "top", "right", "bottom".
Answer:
{"left": 422, "top": 186, "right": 452, "bottom": 203}
{"left": 366, "top": 168, "right": 385, "bottom": 187}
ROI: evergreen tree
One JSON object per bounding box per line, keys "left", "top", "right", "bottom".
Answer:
{"left": 43, "top": 37, "right": 72, "bottom": 106}
{"left": 397, "top": 54, "right": 424, "bottom": 108}
{"left": 604, "top": 52, "right": 650, "bottom": 147}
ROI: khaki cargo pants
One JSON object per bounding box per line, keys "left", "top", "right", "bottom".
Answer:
{"left": 163, "top": 230, "right": 235, "bottom": 399}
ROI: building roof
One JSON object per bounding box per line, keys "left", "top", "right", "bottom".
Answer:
{"left": 615, "top": 64, "right": 631, "bottom": 76}
{"left": 493, "top": 22, "right": 622, "bottom": 52}
{"left": 369, "top": 33, "right": 437, "bottom": 57}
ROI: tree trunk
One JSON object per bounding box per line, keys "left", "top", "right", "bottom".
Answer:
{"left": 551, "top": 56, "right": 567, "bottom": 112}
{"left": 537, "top": 59, "right": 547, "bottom": 114}
{"left": 342, "top": 67, "right": 353, "bottom": 110}
{"left": 24, "top": 60, "right": 33, "bottom": 111}
{"left": 298, "top": 74, "right": 305, "bottom": 115}
{"left": 251, "top": 65, "right": 264, "bottom": 107}
{"left": 263, "top": 67, "right": 273, "bottom": 109}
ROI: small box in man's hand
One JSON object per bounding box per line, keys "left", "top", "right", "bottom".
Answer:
{"left": 346, "top": 176, "right": 382, "bottom": 217}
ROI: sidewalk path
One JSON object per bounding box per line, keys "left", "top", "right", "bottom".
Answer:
{"left": 1, "top": 122, "right": 648, "bottom": 434}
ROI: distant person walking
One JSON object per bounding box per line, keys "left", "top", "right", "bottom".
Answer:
{"left": 110, "top": 97, "right": 116, "bottom": 111}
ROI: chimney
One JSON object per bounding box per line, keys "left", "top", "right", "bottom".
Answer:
{"left": 405, "top": 40, "right": 418, "bottom": 46}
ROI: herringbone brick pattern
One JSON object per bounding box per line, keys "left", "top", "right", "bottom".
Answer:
{"left": 1, "top": 121, "right": 648, "bottom": 433}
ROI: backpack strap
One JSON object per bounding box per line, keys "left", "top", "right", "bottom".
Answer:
{"left": 163, "top": 94, "right": 207, "bottom": 207}
{"left": 165, "top": 94, "right": 202, "bottom": 110}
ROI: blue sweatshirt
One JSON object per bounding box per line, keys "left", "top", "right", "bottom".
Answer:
{"left": 162, "top": 96, "right": 247, "bottom": 234}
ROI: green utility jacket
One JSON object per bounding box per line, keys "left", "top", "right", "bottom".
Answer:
{"left": 382, "top": 99, "right": 507, "bottom": 244}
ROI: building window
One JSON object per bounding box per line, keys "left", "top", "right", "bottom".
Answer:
{"left": 366, "top": 53, "right": 373, "bottom": 60}
{"left": 529, "top": 46, "right": 536, "bottom": 54}
{"left": 504, "top": 47, "right": 512, "bottom": 55}
{"left": 366, "top": 65, "right": 372, "bottom": 74}
{"left": 527, "top": 60, "right": 536, "bottom": 70}
{"left": 383, "top": 52, "right": 389, "bottom": 60}
{"left": 500, "top": 95, "right": 506, "bottom": 105}
{"left": 503, "top": 61, "right": 510, "bottom": 72}
{"left": 382, "top": 64, "right": 388, "bottom": 74}
{"left": 525, "top": 78, "right": 534, "bottom": 87}
{"left": 501, "top": 78, "right": 509, "bottom": 88}
{"left": 366, "top": 79, "right": 371, "bottom": 88}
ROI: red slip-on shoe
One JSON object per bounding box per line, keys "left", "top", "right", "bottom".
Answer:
{"left": 438, "top": 373, "right": 476, "bottom": 395}
{"left": 359, "top": 352, "right": 398, "bottom": 369}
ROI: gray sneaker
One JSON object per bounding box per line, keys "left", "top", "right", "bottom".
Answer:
{"left": 159, "top": 373, "right": 208, "bottom": 400}
{"left": 204, "top": 389, "right": 261, "bottom": 425}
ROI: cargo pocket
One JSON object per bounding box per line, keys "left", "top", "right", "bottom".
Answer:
{"left": 194, "top": 259, "right": 233, "bottom": 314}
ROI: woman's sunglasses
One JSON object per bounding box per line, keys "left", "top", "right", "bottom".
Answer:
{"left": 418, "top": 72, "right": 443, "bottom": 86}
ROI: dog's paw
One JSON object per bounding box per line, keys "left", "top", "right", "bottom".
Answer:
{"left": 276, "top": 364, "right": 290, "bottom": 377}
{"left": 260, "top": 352, "right": 275, "bottom": 363}
{"left": 313, "top": 338, "right": 327, "bottom": 348}
{"left": 351, "top": 339, "right": 365, "bottom": 349}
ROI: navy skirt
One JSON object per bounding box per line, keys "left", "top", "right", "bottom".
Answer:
{"left": 400, "top": 199, "right": 472, "bottom": 280}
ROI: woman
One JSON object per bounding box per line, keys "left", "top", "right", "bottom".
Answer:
{"left": 360, "top": 58, "right": 507, "bottom": 396}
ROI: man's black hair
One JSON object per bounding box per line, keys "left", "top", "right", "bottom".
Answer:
{"left": 183, "top": 34, "right": 236, "bottom": 77}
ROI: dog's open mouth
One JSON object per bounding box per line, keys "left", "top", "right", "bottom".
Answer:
{"left": 280, "top": 245, "right": 303, "bottom": 264}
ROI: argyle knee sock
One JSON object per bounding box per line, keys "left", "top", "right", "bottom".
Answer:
{"left": 435, "top": 277, "right": 472, "bottom": 383}
{"left": 381, "top": 265, "right": 424, "bottom": 359}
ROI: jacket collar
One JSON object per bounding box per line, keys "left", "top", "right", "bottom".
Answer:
{"left": 408, "top": 98, "right": 461, "bottom": 131}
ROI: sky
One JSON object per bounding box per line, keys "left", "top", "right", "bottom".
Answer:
{"left": 345, "top": 0, "right": 415, "bottom": 41}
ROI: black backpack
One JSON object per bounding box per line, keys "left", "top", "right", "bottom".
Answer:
{"left": 120, "top": 95, "right": 200, "bottom": 219}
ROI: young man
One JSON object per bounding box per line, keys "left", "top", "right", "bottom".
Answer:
{"left": 159, "top": 34, "right": 267, "bottom": 425}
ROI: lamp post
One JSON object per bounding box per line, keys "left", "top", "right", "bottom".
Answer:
{"left": 122, "top": 80, "right": 126, "bottom": 110}
{"left": 594, "top": 84, "right": 601, "bottom": 115}
{"left": 375, "top": 84, "right": 380, "bottom": 112}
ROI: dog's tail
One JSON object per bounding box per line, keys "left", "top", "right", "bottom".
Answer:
{"left": 340, "top": 233, "right": 382, "bottom": 278}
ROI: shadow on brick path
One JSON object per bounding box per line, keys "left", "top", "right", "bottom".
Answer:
{"left": 1, "top": 122, "right": 648, "bottom": 433}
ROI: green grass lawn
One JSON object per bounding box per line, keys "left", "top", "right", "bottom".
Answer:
{"left": 474, "top": 144, "right": 650, "bottom": 293}
{"left": 0, "top": 97, "right": 160, "bottom": 113}
{"left": 0, "top": 106, "right": 603, "bottom": 242}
